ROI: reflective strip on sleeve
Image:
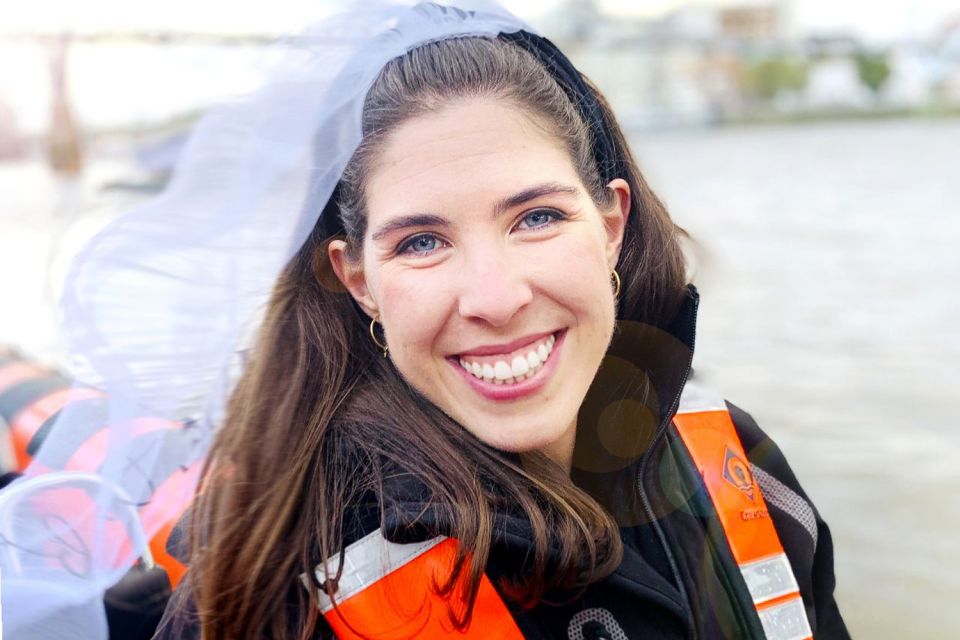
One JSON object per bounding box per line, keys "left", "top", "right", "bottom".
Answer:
{"left": 302, "top": 529, "right": 524, "bottom": 639}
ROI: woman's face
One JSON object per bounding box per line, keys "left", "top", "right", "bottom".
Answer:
{"left": 330, "top": 97, "right": 629, "bottom": 469}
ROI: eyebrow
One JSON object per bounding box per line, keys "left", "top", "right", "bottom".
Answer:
{"left": 370, "top": 182, "right": 581, "bottom": 242}
{"left": 371, "top": 213, "right": 448, "bottom": 242}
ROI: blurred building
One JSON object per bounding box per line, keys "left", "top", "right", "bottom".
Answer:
{"left": 719, "top": 4, "right": 782, "bottom": 45}
{"left": 881, "top": 46, "right": 936, "bottom": 108}
{"left": 538, "top": 1, "right": 960, "bottom": 127}
{"left": 541, "top": 0, "right": 792, "bottom": 127}
{"left": 933, "top": 17, "right": 960, "bottom": 105}
{"left": 804, "top": 57, "right": 872, "bottom": 110}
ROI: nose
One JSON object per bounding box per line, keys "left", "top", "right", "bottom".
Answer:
{"left": 456, "top": 250, "right": 533, "bottom": 327}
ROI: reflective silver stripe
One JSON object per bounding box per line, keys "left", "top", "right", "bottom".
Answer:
{"left": 757, "top": 596, "right": 813, "bottom": 640}
{"left": 300, "top": 529, "right": 447, "bottom": 614}
{"left": 739, "top": 553, "right": 800, "bottom": 605}
{"left": 677, "top": 378, "right": 728, "bottom": 414}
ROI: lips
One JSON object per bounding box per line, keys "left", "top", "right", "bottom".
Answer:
{"left": 447, "top": 329, "right": 566, "bottom": 401}
{"left": 456, "top": 333, "right": 556, "bottom": 384}
{"left": 455, "top": 330, "right": 557, "bottom": 358}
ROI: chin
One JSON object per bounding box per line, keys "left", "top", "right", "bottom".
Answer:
{"left": 471, "top": 419, "right": 569, "bottom": 455}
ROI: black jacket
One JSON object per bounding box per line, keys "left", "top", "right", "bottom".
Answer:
{"left": 154, "top": 285, "right": 850, "bottom": 639}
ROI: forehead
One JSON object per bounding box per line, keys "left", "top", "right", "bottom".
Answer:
{"left": 365, "top": 98, "right": 580, "bottom": 217}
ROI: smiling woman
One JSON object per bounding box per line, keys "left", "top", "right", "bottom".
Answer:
{"left": 156, "top": 5, "right": 851, "bottom": 640}
{"left": 0, "top": 2, "right": 850, "bottom": 640}
{"left": 329, "top": 96, "right": 631, "bottom": 466}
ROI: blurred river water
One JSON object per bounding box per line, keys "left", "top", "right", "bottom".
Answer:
{"left": 0, "top": 118, "right": 958, "bottom": 638}
{"left": 633, "top": 118, "right": 960, "bottom": 639}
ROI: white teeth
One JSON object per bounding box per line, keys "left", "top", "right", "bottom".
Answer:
{"left": 526, "top": 350, "right": 541, "bottom": 369}
{"left": 459, "top": 332, "right": 559, "bottom": 385}
{"left": 511, "top": 355, "right": 529, "bottom": 378}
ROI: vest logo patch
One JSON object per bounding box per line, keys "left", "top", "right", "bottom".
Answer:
{"left": 722, "top": 446, "right": 755, "bottom": 502}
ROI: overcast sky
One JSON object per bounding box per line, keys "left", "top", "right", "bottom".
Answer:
{"left": 2, "top": 0, "right": 957, "bottom": 41}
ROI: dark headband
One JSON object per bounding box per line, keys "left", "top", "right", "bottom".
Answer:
{"left": 500, "top": 30, "right": 626, "bottom": 185}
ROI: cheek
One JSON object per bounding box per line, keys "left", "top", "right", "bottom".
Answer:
{"left": 539, "top": 236, "right": 617, "bottom": 362}
{"left": 376, "top": 269, "right": 453, "bottom": 354}
{"left": 536, "top": 234, "right": 613, "bottom": 312}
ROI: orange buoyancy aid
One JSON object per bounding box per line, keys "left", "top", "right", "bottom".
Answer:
{"left": 304, "top": 533, "right": 524, "bottom": 639}
{"left": 303, "top": 381, "right": 814, "bottom": 640}
{"left": 673, "top": 380, "right": 814, "bottom": 640}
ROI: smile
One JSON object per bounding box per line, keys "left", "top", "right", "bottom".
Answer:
{"left": 457, "top": 333, "right": 555, "bottom": 384}
{"left": 447, "top": 330, "right": 566, "bottom": 402}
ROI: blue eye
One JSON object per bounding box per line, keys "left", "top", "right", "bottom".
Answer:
{"left": 397, "top": 233, "right": 442, "bottom": 256}
{"left": 517, "top": 209, "right": 564, "bottom": 230}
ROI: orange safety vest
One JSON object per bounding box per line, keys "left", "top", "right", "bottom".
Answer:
{"left": 304, "top": 381, "right": 814, "bottom": 640}
{"left": 674, "top": 380, "right": 814, "bottom": 640}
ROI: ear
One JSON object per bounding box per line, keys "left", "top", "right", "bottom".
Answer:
{"left": 601, "top": 178, "right": 631, "bottom": 270}
{"left": 327, "top": 239, "right": 379, "bottom": 318}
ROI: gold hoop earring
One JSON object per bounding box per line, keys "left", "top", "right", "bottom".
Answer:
{"left": 611, "top": 269, "right": 621, "bottom": 298}
{"left": 369, "top": 314, "right": 388, "bottom": 357}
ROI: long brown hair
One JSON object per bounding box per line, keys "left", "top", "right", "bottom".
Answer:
{"left": 182, "top": 36, "right": 688, "bottom": 639}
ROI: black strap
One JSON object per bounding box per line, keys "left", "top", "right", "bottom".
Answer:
{"left": 500, "top": 30, "right": 625, "bottom": 184}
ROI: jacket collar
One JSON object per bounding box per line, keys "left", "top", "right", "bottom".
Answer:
{"left": 570, "top": 283, "right": 698, "bottom": 517}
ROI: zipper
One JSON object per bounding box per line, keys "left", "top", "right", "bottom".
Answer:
{"left": 634, "top": 302, "right": 697, "bottom": 637}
